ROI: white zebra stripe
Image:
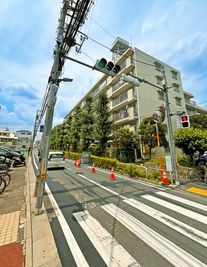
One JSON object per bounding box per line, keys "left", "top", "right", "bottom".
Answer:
{"left": 45, "top": 184, "right": 89, "bottom": 267}
{"left": 142, "top": 194, "right": 207, "bottom": 224}
{"left": 155, "top": 191, "right": 207, "bottom": 212}
{"left": 102, "top": 203, "right": 206, "bottom": 267}
{"left": 74, "top": 210, "right": 140, "bottom": 267}
{"left": 124, "top": 198, "right": 207, "bottom": 247}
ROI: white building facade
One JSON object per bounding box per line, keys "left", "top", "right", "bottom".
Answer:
{"left": 66, "top": 37, "right": 206, "bottom": 139}
{"left": 15, "top": 130, "right": 32, "bottom": 152}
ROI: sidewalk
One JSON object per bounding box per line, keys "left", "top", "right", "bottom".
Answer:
{"left": 0, "top": 158, "right": 62, "bottom": 267}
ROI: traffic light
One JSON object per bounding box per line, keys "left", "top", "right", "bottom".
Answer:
{"left": 94, "top": 58, "right": 121, "bottom": 76}
{"left": 180, "top": 115, "right": 190, "bottom": 128}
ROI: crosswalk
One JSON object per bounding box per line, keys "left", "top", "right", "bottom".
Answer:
{"left": 46, "top": 178, "right": 207, "bottom": 267}
{"left": 32, "top": 155, "right": 207, "bottom": 266}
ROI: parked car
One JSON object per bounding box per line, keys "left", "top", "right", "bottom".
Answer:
{"left": 47, "top": 152, "right": 65, "bottom": 170}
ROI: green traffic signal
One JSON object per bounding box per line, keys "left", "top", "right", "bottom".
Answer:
{"left": 97, "top": 58, "right": 107, "bottom": 68}
{"left": 94, "top": 58, "right": 121, "bottom": 76}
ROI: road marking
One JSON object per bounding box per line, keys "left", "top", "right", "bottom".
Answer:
{"left": 45, "top": 184, "right": 89, "bottom": 267}
{"left": 187, "top": 187, "right": 207, "bottom": 197}
{"left": 66, "top": 167, "right": 127, "bottom": 200}
{"left": 65, "top": 160, "right": 166, "bottom": 191}
{"left": 156, "top": 191, "right": 207, "bottom": 211}
{"left": 102, "top": 203, "right": 207, "bottom": 267}
{"left": 74, "top": 210, "right": 140, "bottom": 267}
{"left": 142, "top": 195, "right": 207, "bottom": 224}
{"left": 124, "top": 198, "right": 207, "bottom": 248}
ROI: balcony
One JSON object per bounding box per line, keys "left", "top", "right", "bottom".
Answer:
{"left": 185, "top": 99, "right": 196, "bottom": 107}
{"left": 111, "top": 82, "right": 133, "bottom": 98}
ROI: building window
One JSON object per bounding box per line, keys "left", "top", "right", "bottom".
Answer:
{"left": 156, "top": 76, "right": 163, "bottom": 85}
{"left": 120, "top": 61, "right": 126, "bottom": 70}
{"left": 154, "top": 61, "right": 162, "bottom": 72}
{"left": 171, "top": 70, "right": 178, "bottom": 79}
{"left": 93, "top": 80, "right": 107, "bottom": 96}
{"left": 158, "top": 90, "right": 164, "bottom": 100}
{"left": 112, "top": 92, "right": 128, "bottom": 107}
{"left": 112, "top": 80, "right": 125, "bottom": 92}
{"left": 173, "top": 84, "right": 180, "bottom": 92}
{"left": 113, "top": 106, "right": 129, "bottom": 121}
{"left": 175, "top": 97, "right": 181, "bottom": 106}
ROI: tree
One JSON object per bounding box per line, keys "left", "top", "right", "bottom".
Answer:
{"left": 80, "top": 96, "right": 94, "bottom": 151}
{"left": 94, "top": 93, "right": 113, "bottom": 156}
{"left": 138, "top": 117, "right": 168, "bottom": 158}
{"left": 64, "top": 115, "right": 73, "bottom": 150}
{"left": 190, "top": 114, "right": 207, "bottom": 129}
{"left": 50, "top": 124, "right": 63, "bottom": 150}
{"left": 174, "top": 128, "right": 207, "bottom": 157}
{"left": 69, "top": 106, "right": 82, "bottom": 152}
{"left": 113, "top": 128, "right": 139, "bottom": 162}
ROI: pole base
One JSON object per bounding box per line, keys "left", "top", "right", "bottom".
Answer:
{"left": 34, "top": 207, "right": 45, "bottom": 215}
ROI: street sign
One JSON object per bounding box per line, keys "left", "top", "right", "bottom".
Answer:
{"left": 40, "top": 125, "right": 44, "bottom": 132}
{"left": 165, "top": 156, "right": 172, "bottom": 172}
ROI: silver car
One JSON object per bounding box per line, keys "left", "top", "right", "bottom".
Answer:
{"left": 47, "top": 152, "right": 65, "bottom": 169}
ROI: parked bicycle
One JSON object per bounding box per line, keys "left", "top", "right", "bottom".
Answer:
{"left": 0, "top": 175, "right": 6, "bottom": 194}
{"left": 0, "top": 170, "right": 11, "bottom": 187}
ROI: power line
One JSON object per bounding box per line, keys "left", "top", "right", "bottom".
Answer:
{"left": 86, "top": 35, "right": 156, "bottom": 67}
{"left": 197, "top": 100, "right": 207, "bottom": 105}
{"left": 88, "top": 16, "right": 116, "bottom": 38}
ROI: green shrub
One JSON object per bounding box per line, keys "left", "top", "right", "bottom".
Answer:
{"left": 177, "top": 153, "right": 192, "bottom": 167}
{"left": 127, "top": 164, "right": 137, "bottom": 177}
{"left": 148, "top": 169, "right": 160, "bottom": 181}
{"left": 91, "top": 155, "right": 117, "bottom": 169}
{"left": 68, "top": 152, "right": 81, "bottom": 161}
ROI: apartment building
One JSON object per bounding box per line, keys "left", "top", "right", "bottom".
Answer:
{"left": 0, "top": 128, "right": 17, "bottom": 146}
{"left": 15, "top": 130, "right": 32, "bottom": 152}
{"left": 184, "top": 91, "right": 206, "bottom": 115}
{"left": 66, "top": 37, "right": 206, "bottom": 133}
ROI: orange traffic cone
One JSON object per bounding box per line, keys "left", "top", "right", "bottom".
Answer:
{"left": 91, "top": 163, "right": 96, "bottom": 173}
{"left": 162, "top": 170, "right": 169, "bottom": 185}
{"left": 109, "top": 167, "right": 116, "bottom": 180}
{"left": 76, "top": 160, "right": 81, "bottom": 168}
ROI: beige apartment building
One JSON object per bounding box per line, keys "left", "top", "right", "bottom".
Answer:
{"left": 66, "top": 37, "right": 206, "bottom": 135}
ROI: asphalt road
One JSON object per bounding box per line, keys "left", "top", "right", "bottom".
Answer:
{"left": 33, "top": 156, "right": 207, "bottom": 267}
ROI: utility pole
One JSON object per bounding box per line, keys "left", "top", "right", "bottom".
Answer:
{"left": 162, "top": 66, "right": 179, "bottom": 185}
{"left": 34, "top": 8, "right": 66, "bottom": 214}
{"left": 34, "top": 0, "right": 94, "bottom": 214}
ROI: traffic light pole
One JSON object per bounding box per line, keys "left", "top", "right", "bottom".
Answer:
{"left": 162, "top": 67, "right": 179, "bottom": 185}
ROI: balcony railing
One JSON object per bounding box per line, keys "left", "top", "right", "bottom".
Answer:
{"left": 185, "top": 99, "right": 196, "bottom": 106}
{"left": 113, "top": 111, "right": 129, "bottom": 122}
{"left": 112, "top": 80, "right": 125, "bottom": 92}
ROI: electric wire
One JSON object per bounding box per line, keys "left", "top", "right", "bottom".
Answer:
{"left": 88, "top": 16, "right": 116, "bottom": 38}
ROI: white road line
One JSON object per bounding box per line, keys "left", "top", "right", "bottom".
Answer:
{"left": 74, "top": 210, "right": 140, "bottom": 267}
{"left": 32, "top": 153, "right": 38, "bottom": 169}
{"left": 102, "top": 203, "right": 207, "bottom": 267}
{"left": 155, "top": 191, "right": 207, "bottom": 212}
{"left": 66, "top": 167, "right": 127, "bottom": 200}
{"left": 142, "top": 195, "right": 207, "bottom": 225}
{"left": 45, "top": 184, "right": 89, "bottom": 267}
{"left": 65, "top": 160, "right": 165, "bottom": 191}
{"left": 124, "top": 198, "right": 207, "bottom": 248}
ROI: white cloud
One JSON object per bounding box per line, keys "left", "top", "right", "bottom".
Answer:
{"left": 141, "top": 15, "right": 168, "bottom": 35}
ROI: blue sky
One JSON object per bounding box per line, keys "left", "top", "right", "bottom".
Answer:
{"left": 0, "top": 0, "right": 207, "bottom": 132}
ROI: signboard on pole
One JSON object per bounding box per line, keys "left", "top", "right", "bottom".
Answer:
{"left": 40, "top": 125, "right": 44, "bottom": 132}
{"left": 165, "top": 156, "right": 172, "bottom": 172}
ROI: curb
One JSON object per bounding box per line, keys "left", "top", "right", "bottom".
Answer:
{"left": 25, "top": 158, "right": 62, "bottom": 267}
